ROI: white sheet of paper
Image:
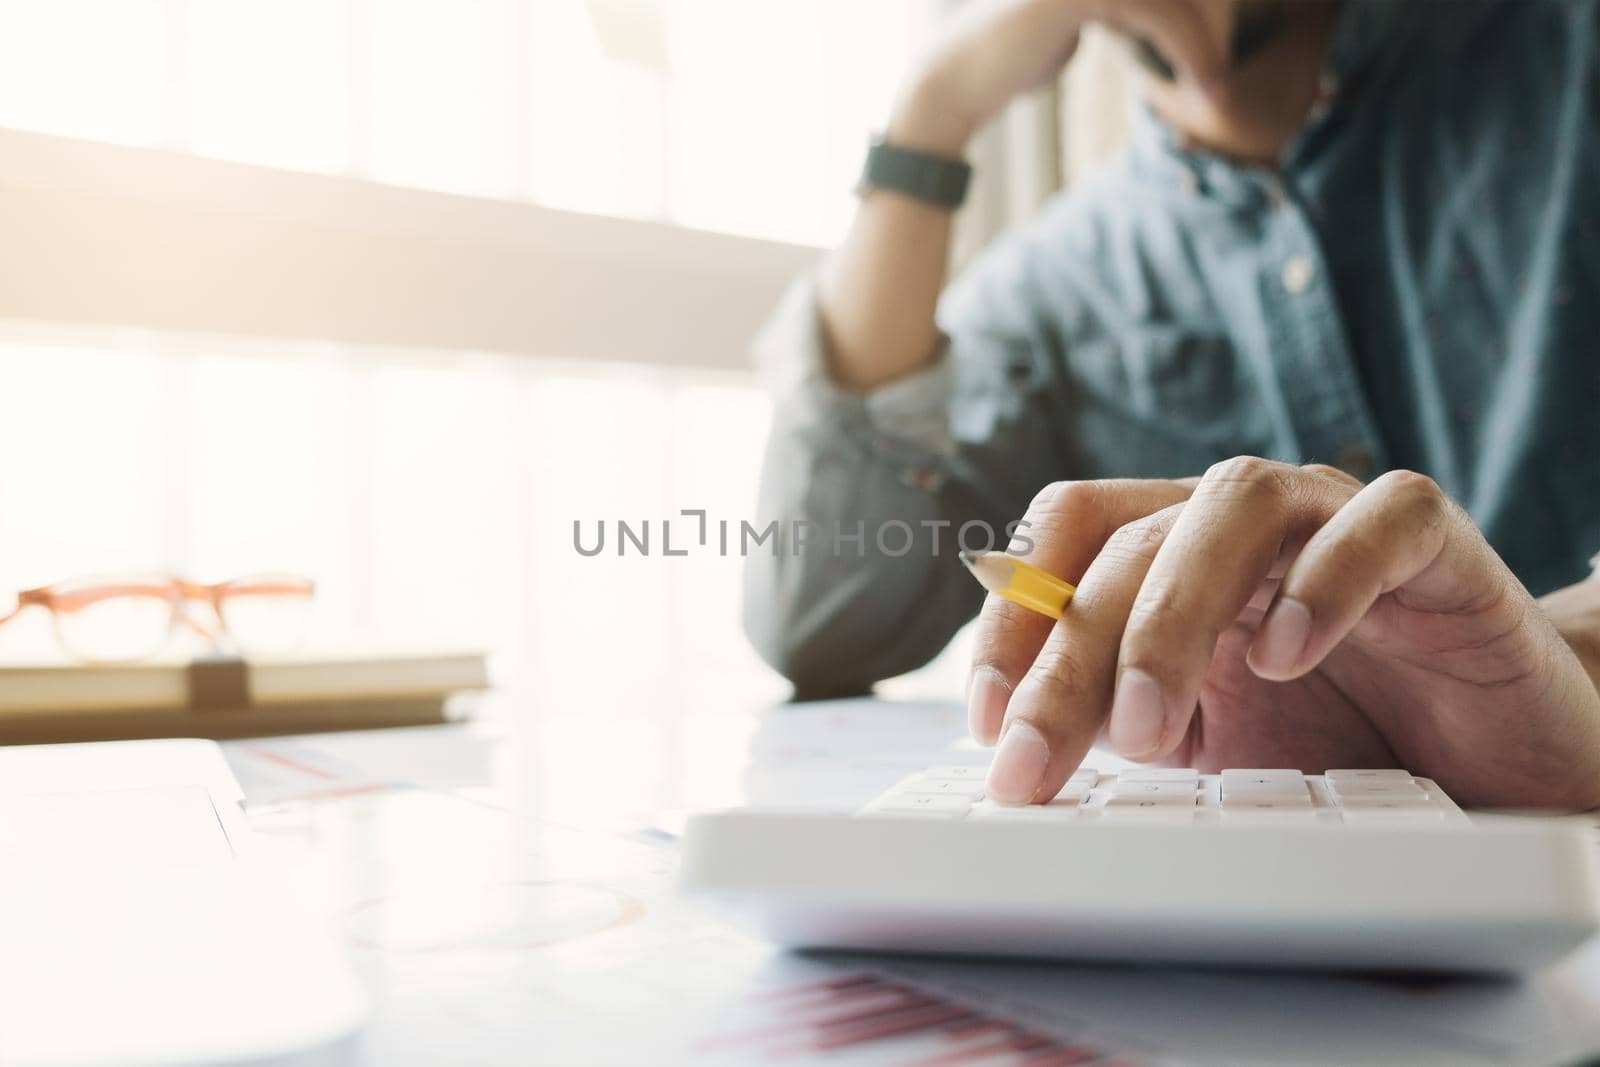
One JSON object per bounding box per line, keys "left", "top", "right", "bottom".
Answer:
{"left": 0, "top": 786, "right": 233, "bottom": 867}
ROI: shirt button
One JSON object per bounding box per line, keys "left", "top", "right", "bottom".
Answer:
{"left": 1310, "top": 73, "right": 1341, "bottom": 121}
{"left": 1336, "top": 443, "right": 1374, "bottom": 480}
{"left": 1282, "top": 255, "right": 1316, "bottom": 294}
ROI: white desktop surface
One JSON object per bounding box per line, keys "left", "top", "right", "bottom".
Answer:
{"left": 218, "top": 686, "right": 1600, "bottom": 1067}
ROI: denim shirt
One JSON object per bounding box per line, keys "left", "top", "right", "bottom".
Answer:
{"left": 745, "top": 0, "right": 1600, "bottom": 695}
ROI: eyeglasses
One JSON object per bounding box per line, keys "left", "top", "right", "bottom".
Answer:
{"left": 0, "top": 573, "right": 316, "bottom": 663}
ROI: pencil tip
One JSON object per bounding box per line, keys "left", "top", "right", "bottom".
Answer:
{"left": 958, "top": 550, "right": 980, "bottom": 569}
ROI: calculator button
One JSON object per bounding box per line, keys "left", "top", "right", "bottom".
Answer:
{"left": 1117, "top": 768, "right": 1199, "bottom": 784}
{"left": 1103, "top": 792, "right": 1197, "bottom": 810}
{"left": 1107, "top": 781, "right": 1195, "bottom": 798}
{"left": 1100, "top": 798, "right": 1195, "bottom": 823}
{"left": 1326, "top": 779, "right": 1425, "bottom": 799}
{"left": 1325, "top": 769, "right": 1414, "bottom": 783}
{"left": 1221, "top": 795, "right": 1313, "bottom": 816}
{"left": 901, "top": 779, "right": 987, "bottom": 800}
{"left": 1067, "top": 768, "right": 1101, "bottom": 788}
{"left": 878, "top": 795, "right": 972, "bottom": 816}
{"left": 1333, "top": 792, "right": 1442, "bottom": 824}
{"left": 1222, "top": 790, "right": 1313, "bottom": 806}
{"left": 1221, "top": 769, "right": 1305, "bottom": 791}
{"left": 1220, "top": 770, "right": 1308, "bottom": 803}
{"left": 1334, "top": 794, "right": 1435, "bottom": 810}
{"left": 921, "top": 766, "right": 988, "bottom": 781}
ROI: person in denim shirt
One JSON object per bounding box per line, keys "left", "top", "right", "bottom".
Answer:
{"left": 745, "top": 0, "right": 1600, "bottom": 809}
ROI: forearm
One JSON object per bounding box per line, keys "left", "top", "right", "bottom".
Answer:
{"left": 817, "top": 83, "right": 972, "bottom": 393}
{"left": 1538, "top": 575, "right": 1600, "bottom": 693}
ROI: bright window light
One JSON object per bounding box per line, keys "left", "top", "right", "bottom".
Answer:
{"left": 188, "top": 0, "right": 351, "bottom": 173}
{"left": 526, "top": 1, "right": 668, "bottom": 219}
{"left": 664, "top": 0, "right": 916, "bottom": 246}
{"left": 0, "top": 0, "right": 930, "bottom": 248}
{"left": 368, "top": 0, "right": 522, "bottom": 200}
{"left": 0, "top": 0, "right": 166, "bottom": 147}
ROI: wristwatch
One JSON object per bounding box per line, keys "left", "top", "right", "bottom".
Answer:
{"left": 858, "top": 137, "right": 973, "bottom": 210}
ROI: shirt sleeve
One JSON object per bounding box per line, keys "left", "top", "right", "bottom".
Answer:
{"left": 742, "top": 259, "right": 1080, "bottom": 697}
{"left": 752, "top": 275, "right": 958, "bottom": 459}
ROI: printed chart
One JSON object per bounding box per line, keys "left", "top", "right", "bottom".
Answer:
{"left": 698, "top": 972, "right": 1159, "bottom": 1067}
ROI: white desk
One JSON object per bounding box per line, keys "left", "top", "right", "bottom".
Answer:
{"left": 220, "top": 690, "right": 1600, "bottom": 1067}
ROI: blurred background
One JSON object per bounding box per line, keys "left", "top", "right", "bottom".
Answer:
{"left": 0, "top": 0, "right": 1135, "bottom": 709}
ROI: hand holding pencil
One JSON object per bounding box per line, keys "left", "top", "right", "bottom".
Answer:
{"left": 958, "top": 465, "right": 1600, "bottom": 814}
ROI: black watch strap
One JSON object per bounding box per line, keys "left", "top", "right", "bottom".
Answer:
{"left": 859, "top": 138, "right": 973, "bottom": 210}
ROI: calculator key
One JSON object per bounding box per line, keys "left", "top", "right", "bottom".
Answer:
{"left": 921, "top": 766, "right": 988, "bottom": 781}
{"left": 1334, "top": 794, "right": 1435, "bottom": 810}
{"left": 1221, "top": 769, "right": 1305, "bottom": 791}
{"left": 1107, "top": 780, "right": 1196, "bottom": 798}
{"left": 901, "top": 778, "right": 987, "bottom": 800}
{"left": 1067, "top": 768, "right": 1101, "bottom": 787}
{"left": 1100, "top": 798, "right": 1195, "bottom": 823}
{"left": 1221, "top": 795, "right": 1313, "bottom": 815}
{"left": 1104, "top": 792, "right": 1196, "bottom": 810}
{"left": 1326, "top": 779, "right": 1425, "bottom": 799}
{"left": 1116, "top": 768, "right": 1199, "bottom": 784}
{"left": 878, "top": 795, "right": 972, "bottom": 816}
{"left": 1221, "top": 784, "right": 1306, "bottom": 803}
{"left": 1220, "top": 770, "right": 1307, "bottom": 802}
{"left": 1325, "top": 769, "right": 1414, "bottom": 783}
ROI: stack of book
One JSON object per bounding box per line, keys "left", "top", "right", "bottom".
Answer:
{"left": 0, "top": 649, "right": 489, "bottom": 744}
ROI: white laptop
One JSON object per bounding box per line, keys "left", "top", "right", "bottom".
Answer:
{"left": 681, "top": 765, "right": 1600, "bottom": 973}
{"left": 0, "top": 739, "right": 369, "bottom": 1067}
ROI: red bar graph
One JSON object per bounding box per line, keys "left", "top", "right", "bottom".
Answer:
{"left": 698, "top": 972, "right": 1149, "bottom": 1066}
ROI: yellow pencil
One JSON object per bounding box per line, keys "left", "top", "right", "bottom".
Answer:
{"left": 958, "top": 550, "right": 1077, "bottom": 620}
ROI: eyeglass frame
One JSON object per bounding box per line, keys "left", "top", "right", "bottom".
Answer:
{"left": 0, "top": 573, "right": 316, "bottom": 660}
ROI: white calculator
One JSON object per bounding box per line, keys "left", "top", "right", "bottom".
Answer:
{"left": 680, "top": 766, "right": 1600, "bottom": 973}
